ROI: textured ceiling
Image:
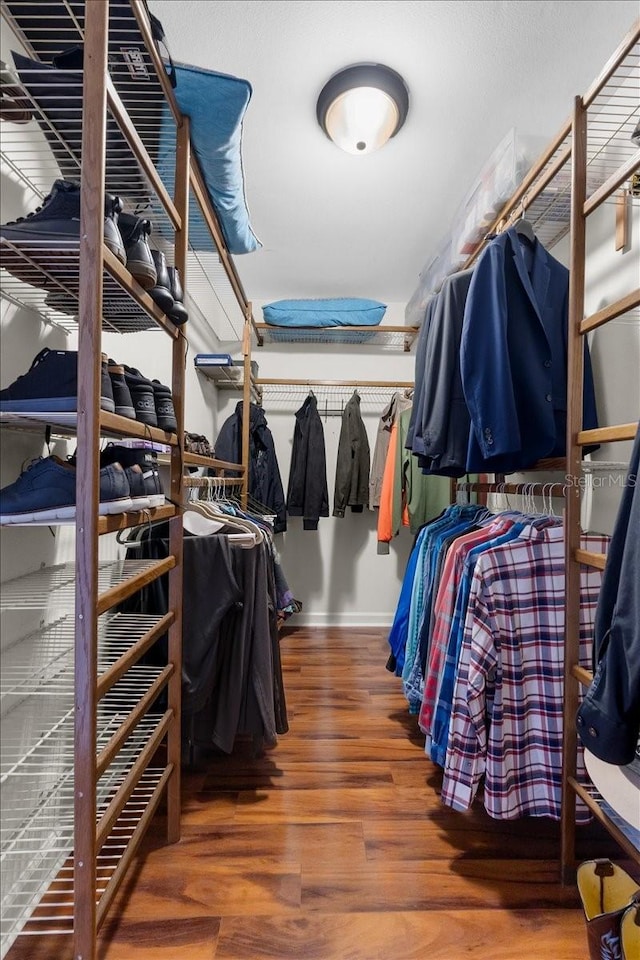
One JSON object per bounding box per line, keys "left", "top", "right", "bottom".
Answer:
{"left": 151, "top": 0, "right": 639, "bottom": 306}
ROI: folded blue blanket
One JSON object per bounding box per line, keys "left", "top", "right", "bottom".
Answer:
{"left": 263, "top": 298, "right": 387, "bottom": 327}
{"left": 161, "top": 61, "right": 261, "bottom": 255}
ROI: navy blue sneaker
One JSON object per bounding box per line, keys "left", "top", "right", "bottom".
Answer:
{"left": 0, "top": 348, "right": 114, "bottom": 414}
{"left": 100, "top": 444, "right": 164, "bottom": 509}
{"left": 0, "top": 179, "right": 125, "bottom": 263}
{"left": 0, "top": 456, "right": 132, "bottom": 523}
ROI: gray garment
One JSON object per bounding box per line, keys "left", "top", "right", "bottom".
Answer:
{"left": 188, "top": 538, "right": 285, "bottom": 754}
{"left": 333, "top": 392, "right": 371, "bottom": 517}
{"left": 239, "top": 541, "right": 282, "bottom": 749}
{"left": 406, "top": 294, "right": 438, "bottom": 453}
{"left": 369, "top": 391, "right": 413, "bottom": 508}
{"left": 416, "top": 268, "right": 474, "bottom": 476}
{"left": 577, "top": 424, "right": 640, "bottom": 765}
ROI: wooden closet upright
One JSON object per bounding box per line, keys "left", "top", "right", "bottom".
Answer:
{"left": 0, "top": 1, "right": 254, "bottom": 957}
{"left": 414, "top": 20, "right": 639, "bottom": 882}
{"left": 561, "top": 24, "right": 640, "bottom": 880}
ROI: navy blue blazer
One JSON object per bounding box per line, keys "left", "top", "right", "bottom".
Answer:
{"left": 460, "top": 228, "right": 598, "bottom": 473}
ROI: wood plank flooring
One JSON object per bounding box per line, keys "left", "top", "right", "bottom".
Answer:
{"left": 8, "top": 627, "right": 633, "bottom": 960}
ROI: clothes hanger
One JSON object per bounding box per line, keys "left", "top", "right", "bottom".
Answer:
{"left": 192, "top": 497, "right": 265, "bottom": 542}
{"left": 182, "top": 499, "right": 262, "bottom": 545}
{"left": 513, "top": 196, "right": 536, "bottom": 244}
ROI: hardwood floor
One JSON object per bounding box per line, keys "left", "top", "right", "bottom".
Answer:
{"left": 8, "top": 627, "right": 631, "bottom": 960}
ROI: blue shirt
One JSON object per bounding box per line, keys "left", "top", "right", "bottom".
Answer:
{"left": 403, "top": 506, "right": 486, "bottom": 710}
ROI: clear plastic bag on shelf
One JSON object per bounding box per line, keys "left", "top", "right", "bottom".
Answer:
{"left": 405, "top": 129, "right": 546, "bottom": 327}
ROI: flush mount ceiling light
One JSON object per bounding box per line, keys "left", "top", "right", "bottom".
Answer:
{"left": 316, "top": 62, "right": 409, "bottom": 155}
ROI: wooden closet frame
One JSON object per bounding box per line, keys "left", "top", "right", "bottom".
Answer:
{"left": 560, "top": 41, "right": 640, "bottom": 880}
{"left": 77, "top": 1, "right": 260, "bottom": 950}
{"left": 440, "top": 20, "right": 640, "bottom": 882}
{"left": 0, "top": 2, "right": 258, "bottom": 957}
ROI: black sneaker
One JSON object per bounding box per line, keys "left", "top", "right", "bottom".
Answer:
{"left": 107, "top": 360, "right": 136, "bottom": 420}
{"left": 100, "top": 444, "right": 164, "bottom": 508}
{"left": 151, "top": 380, "right": 177, "bottom": 433}
{"left": 0, "top": 179, "right": 125, "bottom": 264}
{"left": 117, "top": 213, "right": 157, "bottom": 290}
{"left": 0, "top": 348, "right": 114, "bottom": 414}
{"left": 167, "top": 266, "right": 188, "bottom": 325}
{"left": 100, "top": 353, "right": 115, "bottom": 414}
{"left": 147, "top": 249, "right": 174, "bottom": 315}
{"left": 122, "top": 366, "right": 157, "bottom": 427}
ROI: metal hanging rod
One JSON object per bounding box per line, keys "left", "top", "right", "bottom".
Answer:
{"left": 183, "top": 476, "right": 243, "bottom": 489}
{"left": 457, "top": 480, "right": 567, "bottom": 497}
{"left": 255, "top": 378, "right": 414, "bottom": 388}
{"left": 581, "top": 460, "right": 630, "bottom": 471}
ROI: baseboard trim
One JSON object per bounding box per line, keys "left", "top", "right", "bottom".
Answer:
{"left": 291, "top": 612, "right": 393, "bottom": 628}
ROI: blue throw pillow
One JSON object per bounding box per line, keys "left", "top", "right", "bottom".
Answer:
{"left": 173, "top": 61, "right": 261, "bottom": 255}
{"left": 262, "top": 298, "right": 387, "bottom": 328}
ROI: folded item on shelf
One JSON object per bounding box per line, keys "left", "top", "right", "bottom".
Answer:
{"left": 184, "top": 432, "right": 214, "bottom": 458}
{"left": 405, "top": 128, "right": 546, "bottom": 327}
{"left": 194, "top": 354, "right": 234, "bottom": 367}
{"left": 163, "top": 61, "right": 261, "bottom": 255}
{"left": 262, "top": 298, "right": 386, "bottom": 328}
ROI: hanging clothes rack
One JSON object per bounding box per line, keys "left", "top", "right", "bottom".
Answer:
{"left": 255, "top": 378, "right": 414, "bottom": 388}
{"left": 183, "top": 476, "right": 244, "bottom": 489}
{"left": 254, "top": 379, "right": 414, "bottom": 415}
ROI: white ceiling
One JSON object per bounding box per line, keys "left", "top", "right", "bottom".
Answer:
{"left": 152, "top": 0, "right": 639, "bottom": 306}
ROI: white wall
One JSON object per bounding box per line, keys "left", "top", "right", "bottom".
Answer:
{"left": 217, "top": 302, "right": 417, "bottom": 626}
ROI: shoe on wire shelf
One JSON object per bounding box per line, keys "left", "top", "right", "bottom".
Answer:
{"left": 0, "top": 456, "right": 132, "bottom": 524}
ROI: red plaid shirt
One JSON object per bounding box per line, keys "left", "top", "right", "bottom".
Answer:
{"left": 441, "top": 523, "right": 608, "bottom": 820}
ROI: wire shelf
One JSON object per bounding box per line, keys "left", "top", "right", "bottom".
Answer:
{"left": 181, "top": 186, "right": 248, "bottom": 340}
{"left": 254, "top": 324, "right": 417, "bottom": 350}
{"left": 515, "top": 136, "right": 574, "bottom": 251}
{"left": 0, "top": 559, "right": 162, "bottom": 610}
{"left": 575, "top": 779, "right": 640, "bottom": 855}
{"left": 0, "top": 4, "right": 249, "bottom": 341}
{"left": 1, "top": 1, "right": 178, "bottom": 213}
{"left": 0, "top": 410, "right": 178, "bottom": 448}
{"left": 0, "top": 612, "right": 167, "bottom": 703}
{"left": 586, "top": 41, "right": 640, "bottom": 204}
{"left": 1, "top": 671, "right": 166, "bottom": 780}
{"left": 0, "top": 238, "right": 174, "bottom": 334}
{"left": 256, "top": 382, "right": 414, "bottom": 415}
{"left": 2, "top": 767, "right": 168, "bottom": 946}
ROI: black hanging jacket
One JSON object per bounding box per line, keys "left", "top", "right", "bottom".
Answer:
{"left": 577, "top": 423, "right": 640, "bottom": 765}
{"left": 333, "top": 392, "right": 370, "bottom": 517}
{"left": 287, "top": 393, "right": 329, "bottom": 530}
{"left": 214, "top": 401, "right": 287, "bottom": 533}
